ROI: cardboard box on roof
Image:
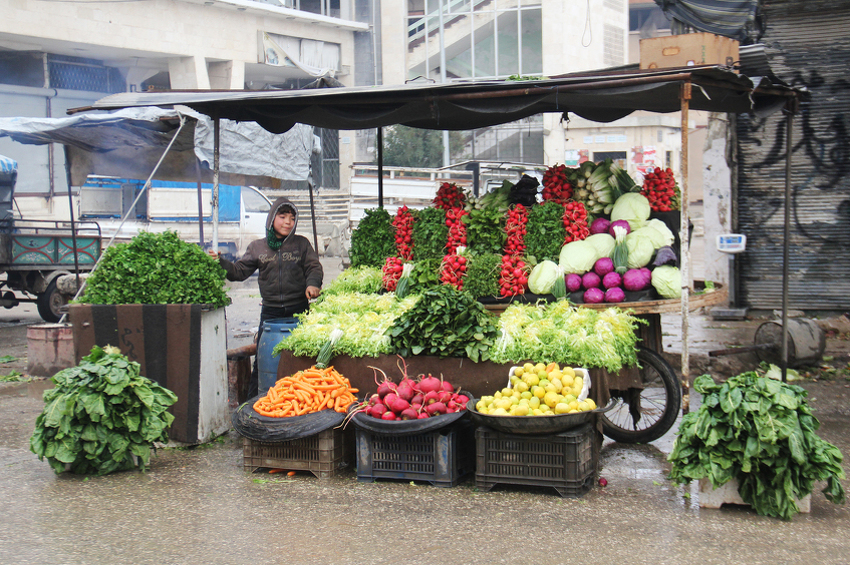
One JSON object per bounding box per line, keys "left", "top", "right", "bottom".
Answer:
{"left": 640, "top": 32, "right": 739, "bottom": 70}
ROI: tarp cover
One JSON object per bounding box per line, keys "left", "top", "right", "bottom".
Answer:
{"left": 0, "top": 153, "right": 17, "bottom": 175}
{"left": 654, "top": 0, "right": 758, "bottom": 41}
{"left": 0, "top": 107, "right": 317, "bottom": 184}
{"left": 82, "top": 66, "right": 802, "bottom": 135}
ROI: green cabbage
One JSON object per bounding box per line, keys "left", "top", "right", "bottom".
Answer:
{"left": 584, "top": 233, "right": 616, "bottom": 258}
{"left": 625, "top": 231, "right": 655, "bottom": 268}
{"left": 630, "top": 226, "right": 667, "bottom": 250}
{"left": 610, "top": 193, "right": 651, "bottom": 230}
{"left": 645, "top": 219, "right": 676, "bottom": 248}
{"left": 559, "top": 239, "right": 600, "bottom": 275}
{"left": 651, "top": 265, "right": 682, "bottom": 298}
{"left": 528, "top": 260, "right": 561, "bottom": 294}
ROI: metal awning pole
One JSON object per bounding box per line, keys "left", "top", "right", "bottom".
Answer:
{"left": 680, "top": 81, "right": 692, "bottom": 414}
{"left": 63, "top": 145, "right": 81, "bottom": 292}
{"left": 212, "top": 113, "right": 220, "bottom": 252}
{"left": 308, "top": 162, "right": 319, "bottom": 253}
{"left": 194, "top": 158, "right": 205, "bottom": 246}
{"left": 781, "top": 104, "right": 795, "bottom": 383}
{"left": 377, "top": 127, "right": 384, "bottom": 208}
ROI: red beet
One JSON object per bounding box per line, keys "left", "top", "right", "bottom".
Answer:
{"left": 411, "top": 392, "right": 425, "bottom": 406}
{"left": 419, "top": 374, "right": 442, "bottom": 394}
{"left": 381, "top": 411, "right": 397, "bottom": 420}
{"left": 396, "top": 382, "right": 415, "bottom": 402}
{"left": 423, "top": 390, "right": 441, "bottom": 405}
{"left": 370, "top": 403, "right": 387, "bottom": 418}
{"left": 400, "top": 408, "right": 419, "bottom": 420}
{"left": 425, "top": 402, "right": 447, "bottom": 415}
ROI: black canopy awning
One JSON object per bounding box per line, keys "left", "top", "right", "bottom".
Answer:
{"left": 77, "top": 65, "right": 804, "bottom": 134}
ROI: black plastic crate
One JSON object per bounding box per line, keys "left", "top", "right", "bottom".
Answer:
{"left": 355, "top": 422, "right": 475, "bottom": 487}
{"left": 475, "top": 423, "right": 595, "bottom": 498}
{"left": 242, "top": 426, "right": 353, "bottom": 479}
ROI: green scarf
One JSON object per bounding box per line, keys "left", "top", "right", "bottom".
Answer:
{"left": 267, "top": 226, "right": 284, "bottom": 250}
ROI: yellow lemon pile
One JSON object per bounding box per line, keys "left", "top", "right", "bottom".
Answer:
{"left": 475, "top": 362, "right": 597, "bottom": 417}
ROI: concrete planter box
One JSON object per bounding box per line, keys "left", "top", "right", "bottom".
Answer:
{"left": 68, "top": 303, "right": 229, "bottom": 444}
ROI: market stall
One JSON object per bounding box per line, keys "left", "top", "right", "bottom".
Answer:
{"left": 72, "top": 63, "right": 808, "bottom": 494}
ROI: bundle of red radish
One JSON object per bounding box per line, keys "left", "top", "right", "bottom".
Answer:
{"left": 504, "top": 204, "right": 529, "bottom": 256}
{"left": 641, "top": 167, "right": 680, "bottom": 212}
{"left": 440, "top": 250, "right": 467, "bottom": 291}
{"left": 562, "top": 201, "right": 589, "bottom": 244}
{"left": 432, "top": 181, "right": 467, "bottom": 210}
{"left": 445, "top": 206, "right": 469, "bottom": 254}
{"left": 392, "top": 205, "right": 415, "bottom": 260}
{"left": 382, "top": 256, "right": 404, "bottom": 291}
{"left": 498, "top": 254, "right": 528, "bottom": 298}
{"left": 351, "top": 361, "right": 470, "bottom": 421}
{"left": 541, "top": 164, "right": 573, "bottom": 204}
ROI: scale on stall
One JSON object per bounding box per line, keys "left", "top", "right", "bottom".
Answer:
{"left": 710, "top": 234, "right": 749, "bottom": 320}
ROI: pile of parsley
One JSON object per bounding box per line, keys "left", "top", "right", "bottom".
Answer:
{"left": 668, "top": 371, "right": 846, "bottom": 520}
{"left": 79, "top": 230, "right": 229, "bottom": 307}
{"left": 349, "top": 208, "right": 395, "bottom": 269}
{"left": 30, "top": 346, "right": 178, "bottom": 475}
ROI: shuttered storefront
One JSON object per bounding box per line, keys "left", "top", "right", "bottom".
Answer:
{"left": 736, "top": 1, "right": 850, "bottom": 311}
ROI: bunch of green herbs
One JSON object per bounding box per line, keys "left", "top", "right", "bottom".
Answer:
{"left": 524, "top": 201, "right": 566, "bottom": 262}
{"left": 412, "top": 207, "right": 448, "bottom": 260}
{"left": 387, "top": 285, "right": 499, "bottom": 362}
{"left": 273, "top": 293, "right": 419, "bottom": 359}
{"left": 409, "top": 257, "right": 442, "bottom": 292}
{"left": 668, "top": 371, "right": 846, "bottom": 520}
{"left": 490, "top": 301, "right": 642, "bottom": 372}
{"left": 462, "top": 252, "right": 501, "bottom": 299}
{"left": 30, "top": 345, "right": 177, "bottom": 475}
{"left": 78, "top": 231, "right": 228, "bottom": 307}
{"left": 348, "top": 208, "right": 396, "bottom": 268}
{"left": 462, "top": 206, "right": 506, "bottom": 255}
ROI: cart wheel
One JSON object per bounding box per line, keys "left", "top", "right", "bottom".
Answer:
{"left": 36, "top": 279, "right": 66, "bottom": 323}
{"left": 601, "top": 346, "right": 682, "bottom": 444}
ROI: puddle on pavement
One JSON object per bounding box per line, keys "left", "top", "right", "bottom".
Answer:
{"left": 0, "top": 378, "right": 53, "bottom": 399}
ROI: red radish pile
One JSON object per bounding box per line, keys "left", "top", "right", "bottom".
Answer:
{"left": 504, "top": 204, "right": 529, "bottom": 256}
{"left": 440, "top": 252, "right": 467, "bottom": 291}
{"left": 356, "top": 363, "right": 469, "bottom": 421}
{"left": 562, "top": 201, "right": 589, "bottom": 244}
{"left": 541, "top": 164, "right": 573, "bottom": 204}
{"left": 445, "top": 206, "right": 469, "bottom": 254}
{"left": 641, "top": 167, "right": 680, "bottom": 212}
{"left": 392, "top": 205, "right": 415, "bottom": 260}
{"left": 432, "top": 182, "right": 467, "bottom": 210}
{"left": 382, "top": 256, "right": 404, "bottom": 291}
{"left": 498, "top": 255, "right": 528, "bottom": 298}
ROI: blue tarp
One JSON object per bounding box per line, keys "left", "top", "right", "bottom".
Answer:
{"left": 0, "top": 154, "right": 17, "bottom": 175}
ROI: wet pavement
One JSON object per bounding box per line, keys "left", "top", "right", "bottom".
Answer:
{"left": 1, "top": 257, "right": 849, "bottom": 564}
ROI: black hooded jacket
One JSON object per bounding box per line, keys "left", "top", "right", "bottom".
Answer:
{"left": 219, "top": 196, "right": 323, "bottom": 309}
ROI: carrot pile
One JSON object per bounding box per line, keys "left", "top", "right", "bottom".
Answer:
{"left": 253, "top": 366, "right": 359, "bottom": 418}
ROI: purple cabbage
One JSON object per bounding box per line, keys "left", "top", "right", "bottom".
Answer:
{"left": 566, "top": 273, "right": 583, "bottom": 292}
{"left": 605, "top": 287, "right": 626, "bottom": 303}
{"left": 608, "top": 219, "right": 631, "bottom": 237}
{"left": 582, "top": 271, "right": 601, "bottom": 290}
{"left": 594, "top": 257, "right": 614, "bottom": 277}
{"left": 602, "top": 271, "right": 622, "bottom": 289}
{"left": 583, "top": 287, "right": 604, "bottom": 304}
{"left": 590, "top": 217, "right": 611, "bottom": 235}
{"left": 652, "top": 246, "right": 678, "bottom": 267}
{"left": 623, "top": 268, "right": 651, "bottom": 291}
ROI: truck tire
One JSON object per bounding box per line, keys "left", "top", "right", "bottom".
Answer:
{"left": 36, "top": 278, "right": 67, "bottom": 323}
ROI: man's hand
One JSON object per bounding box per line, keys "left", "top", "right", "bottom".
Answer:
{"left": 306, "top": 286, "right": 321, "bottom": 300}
{"left": 207, "top": 249, "right": 220, "bottom": 259}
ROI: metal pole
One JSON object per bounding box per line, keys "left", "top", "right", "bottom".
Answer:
{"left": 781, "top": 106, "right": 794, "bottom": 383}
{"left": 194, "top": 158, "right": 205, "bottom": 246}
{"left": 307, "top": 162, "right": 319, "bottom": 253}
{"left": 680, "top": 81, "right": 692, "bottom": 413}
{"left": 63, "top": 145, "right": 81, "bottom": 292}
{"left": 212, "top": 113, "right": 220, "bottom": 252}
{"left": 377, "top": 127, "right": 384, "bottom": 208}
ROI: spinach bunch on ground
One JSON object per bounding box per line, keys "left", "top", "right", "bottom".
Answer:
{"left": 524, "top": 201, "right": 566, "bottom": 262}
{"left": 349, "top": 208, "right": 396, "bottom": 268}
{"left": 387, "top": 285, "right": 499, "bottom": 362}
{"left": 30, "top": 346, "right": 178, "bottom": 475}
{"left": 668, "top": 371, "right": 846, "bottom": 520}
{"left": 79, "top": 230, "right": 228, "bottom": 307}
{"left": 412, "top": 207, "right": 448, "bottom": 260}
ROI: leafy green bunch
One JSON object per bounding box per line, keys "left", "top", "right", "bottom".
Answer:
{"left": 668, "top": 372, "right": 846, "bottom": 520}
{"left": 79, "top": 231, "right": 229, "bottom": 307}
{"left": 524, "top": 200, "right": 566, "bottom": 262}
{"left": 462, "top": 252, "right": 501, "bottom": 299}
{"left": 320, "top": 266, "right": 383, "bottom": 296}
{"left": 30, "top": 345, "right": 178, "bottom": 475}
{"left": 349, "top": 208, "right": 396, "bottom": 268}
{"left": 462, "top": 206, "right": 506, "bottom": 255}
{"left": 387, "top": 285, "right": 500, "bottom": 362}
{"left": 412, "top": 207, "right": 448, "bottom": 260}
